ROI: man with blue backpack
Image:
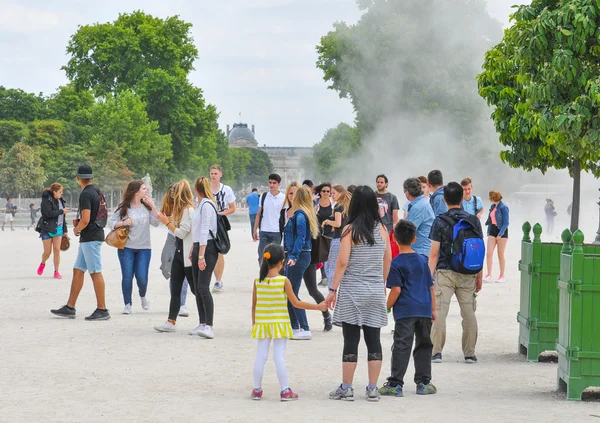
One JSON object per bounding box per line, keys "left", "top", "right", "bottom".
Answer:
{"left": 428, "top": 182, "right": 484, "bottom": 364}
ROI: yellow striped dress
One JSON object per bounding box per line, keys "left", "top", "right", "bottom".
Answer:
{"left": 251, "top": 276, "right": 294, "bottom": 339}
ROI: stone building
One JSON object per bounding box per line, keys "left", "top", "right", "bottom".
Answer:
{"left": 227, "top": 122, "right": 312, "bottom": 186}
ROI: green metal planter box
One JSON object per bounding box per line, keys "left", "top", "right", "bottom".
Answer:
{"left": 557, "top": 230, "right": 600, "bottom": 401}
{"left": 517, "top": 222, "right": 562, "bottom": 361}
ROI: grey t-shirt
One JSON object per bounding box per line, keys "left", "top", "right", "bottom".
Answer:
{"left": 376, "top": 192, "right": 399, "bottom": 232}
{"left": 109, "top": 206, "right": 159, "bottom": 250}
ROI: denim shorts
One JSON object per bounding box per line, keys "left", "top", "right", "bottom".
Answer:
{"left": 40, "top": 226, "right": 63, "bottom": 240}
{"left": 74, "top": 241, "right": 103, "bottom": 274}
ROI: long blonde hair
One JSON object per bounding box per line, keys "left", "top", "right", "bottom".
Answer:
{"left": 292, "top": 186, "right": 319, "bottom": 239}
{"left": 283, "top": 181, "right": 299, "bottom": 209}
{"left": 170, "top": 180, "right": 195, "bottom": 225}
{"left": 194, "top": 176, "right": 216, "bottom": 203}
{"left": 333, "top": 185, "right": 351, "bottom": 216}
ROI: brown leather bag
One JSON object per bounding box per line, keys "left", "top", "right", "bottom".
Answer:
{"left": 105, "top": 226, "right": 129, "bottom": 249}
{"left": 60, "top": 235, "right": 71, "bottom": 251}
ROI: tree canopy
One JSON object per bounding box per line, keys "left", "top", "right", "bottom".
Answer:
{"left": 478, "top": 0, "right": 600, "bottom": 231}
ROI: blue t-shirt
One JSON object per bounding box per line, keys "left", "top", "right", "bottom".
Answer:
{"left": 246, "top": 192, "right": 260, "bottom": 215}
{"left": 386, "top": 253, "right": 433, "bottom": 320}
{"left": 406, "top": 195, "right": 435, "bottom": 256}
{"left": 430, "top": 187, "right": 448, "bottom": 217}
{"left": 462, "top": 195, "right": 483, "bottom": 216}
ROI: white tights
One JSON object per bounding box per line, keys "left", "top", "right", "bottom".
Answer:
{"left": 253, "top": 338, "right": 289, "bottom": 390}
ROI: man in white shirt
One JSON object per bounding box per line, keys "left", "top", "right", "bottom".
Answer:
{"left": 210, "top": 165, "right": 236, "bottom": 293}
{"left": 461, "top": 177, "right": 484, "bottom": 218}
{"left": 253, "top": 174, "right": 285, "bottom": 264}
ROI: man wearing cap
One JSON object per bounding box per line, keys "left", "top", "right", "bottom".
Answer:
{"left": 51, "top": 164, "right": 110, "bottom": 321}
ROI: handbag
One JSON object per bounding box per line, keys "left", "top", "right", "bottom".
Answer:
{"left": 202, "top": 201, "right": 231, "bottom": 255}
{"left": 60, "top": 235, "right": 71, "bottom": 251}
{"left": 105, "top": 212, "right": 130, "bottom": 249}
{"left": 311, "top": 233, "right": 332, "bottom": 265}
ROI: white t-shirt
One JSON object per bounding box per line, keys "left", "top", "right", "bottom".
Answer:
{"left": 260, "top": 191, "right": 285, "bottom": 233}
{"left": 212, "top": 183, "right": 236, "bottom": 212}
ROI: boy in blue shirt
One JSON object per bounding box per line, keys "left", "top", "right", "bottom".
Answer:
{"left": 379, "top": 220, "right": 437, "bottom": 397}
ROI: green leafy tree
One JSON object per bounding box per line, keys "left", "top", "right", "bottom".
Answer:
{"left": 478, "top": 0, "right": 600, "bottom": 231}
{"left": 0, "top": 86, "right": 47, "bottom": 122}
{"left": 0, "top": 143, "right": 45, "bottom": 196}
{"left": 312, "top": 123, "right": 359, "bottom": 180}
{"left": 46, "top": 85, "right": 95, "bottom": 121}
{"left": 315, "top": 0, "right": 502, "bottom": 174}
{"left": 63, "top": 11, "right": 198, "bottom": 97}
{"left": 0, "top": 121, "right": 28, "bottom": 151}
{"left": 241, "top": 148, "right": 274, "bottom": 187}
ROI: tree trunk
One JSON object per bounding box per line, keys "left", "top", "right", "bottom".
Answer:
{"left": 570, "top": 159, "right": 581, "bottom": 233}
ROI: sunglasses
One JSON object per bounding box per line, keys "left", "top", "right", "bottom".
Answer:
{"left": 321, "top": 190, "right": 330, "bottom": 193}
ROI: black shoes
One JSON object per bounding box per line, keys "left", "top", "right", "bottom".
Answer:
{"left": 324, "top": 315, "right": 333, "bottom": 332}
{"left": 464, "top": 356, "right": 478, "bottom": 364}
{"left": 51, "top": 305, "right": 76, "bottom": 319}
{"left": 85, "top": 308, "right": 111, "bottom": 321}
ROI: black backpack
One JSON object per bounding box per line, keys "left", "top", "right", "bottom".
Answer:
{"left": 202, "top": 201, "right": 231, "bottom": 255}
{"left": 258, "top": 192, "right": 267, "bottom": 230}
{"left": 439, "top": 214, "right": 485, "bottom": 275}
{"left": 95, "top": 189, "right": 108, "bottom": 228}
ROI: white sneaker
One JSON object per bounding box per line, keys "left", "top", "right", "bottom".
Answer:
{"left": 198, "top": 325, "right": 214, "bottom": 339}
{"left": 295, "top": 329, "right": 312, "bottom": 340}
{"left": 154, "top": 322, "right": 175, "bottom": 333}
{"left": 291, "top": 329, "right": 303, "bottom": 340}
{"left": 140, "top": 297, "right": 150, "bottom": 311}
{"left": 496, "top": 276, "right": 506, "bottom": 283}
{"left": 213, "top": 281, "right": 223, "bottom": 293}
{"left": 178, "top": 305, "right": 189, "bottom": 317}
{"left": 483, "top": 275, "right": 492, "bottom": 283}
{"left": 189, "top": 325, "right": 204, "bottom": 336}
{"left": 122, "top": 304, "right": 132, "bottom": 315}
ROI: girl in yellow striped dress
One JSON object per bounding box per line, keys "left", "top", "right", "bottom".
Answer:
{"left": 251, "top": 243, "right": 327, "bottom": 401}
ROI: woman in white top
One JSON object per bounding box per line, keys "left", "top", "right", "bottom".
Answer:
{"left": 191, "top": 176, "right": 219, "bottom": 339}
{"left": 109, "top": 180, "right": 160, "bottom": 314}
{"left": 154, "top": 180, "right": 196, "bottom": 333}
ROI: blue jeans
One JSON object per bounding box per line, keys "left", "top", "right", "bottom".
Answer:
{"left": 249, "top": 214, "right": 257, "bottom": 236}
{"left": 286, "top": 251, "right": 311, "bottom": 331}
{"left": 258, "top": 231, "right": 282, "bottom": 263}
{"left": 117, "top": 247, "right": 152, "bottom": 305}
{"left": 74, "top": 241, "right": 103, "bottom": 274}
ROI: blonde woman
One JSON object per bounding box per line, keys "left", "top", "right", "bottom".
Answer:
{"left": 190, "top": 177, "right": 219, "bottom": 339}
{"left": 159, "top": 184, "right": 190, "bottom": 317}
{"left": 154, "top": 180, "right": 196, "bottom": 333}
{"left": 283, "top": 186, "right": 319, "bottom": 340}
{"left": 322, "top": 185, "right": 352, "bottom": 288}
{"left": 280, "top": 181, "right": 299, "bottom": 230}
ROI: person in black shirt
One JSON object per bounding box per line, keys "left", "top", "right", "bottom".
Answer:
{"left": 428, "top": 182, "right": 482, "bottom": 364}
{"left": 51, "top": 164, "right": 110, "bottom": 321}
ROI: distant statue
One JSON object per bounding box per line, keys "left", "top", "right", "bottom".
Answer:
{"left": 142, "top": 173, "right": 153, "bottom": 198}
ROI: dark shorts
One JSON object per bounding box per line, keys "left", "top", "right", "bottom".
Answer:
{"left": 488, "top": 225, "right": 508, "bottom": 239}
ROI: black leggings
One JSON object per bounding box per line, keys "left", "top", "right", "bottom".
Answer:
{"left": 191, "top": 241, "right": 218, "bottom": 326}
{"left": 303, "top": 264, "right": 330, "bottom": 318}
{"left": 168, "top": 240, "right": 195, "bottom": 321}
{"left": 342, "top": 323, "right": 382, "bottom": 362}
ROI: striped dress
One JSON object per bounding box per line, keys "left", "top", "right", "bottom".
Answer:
{"left": 332, "top": 224, "right": 388, "bottom": 328}
{"left": 251, "top": 275, "right": 294, "bottom": 339}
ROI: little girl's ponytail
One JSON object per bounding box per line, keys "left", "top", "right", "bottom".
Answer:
{"left": 259, "top": 243, "right": 285, "bottom": 281}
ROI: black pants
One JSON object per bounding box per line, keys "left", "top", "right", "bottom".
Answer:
{"left": 303, "top": 264, "right": 330, "bottom": 319}
{"left": 342, "top": 323, "right": 382, "bottom": 362}
{"left": 388, "top": 317, "right": 433, "bottom": 387}
{"left": 168, "top": 239, "right": 195, "bottom": 321}
{"left": 191, "top": 241, "right": 218, "bottom": 326}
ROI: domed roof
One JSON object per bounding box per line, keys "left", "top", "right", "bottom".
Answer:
{"left": 228, "top": 123, "right": 256, "bottom": 142}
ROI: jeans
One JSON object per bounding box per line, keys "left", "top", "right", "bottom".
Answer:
{"left": 285, "top": 251, "right": 311, "bottom": 331}
{"left": 74, "top": 241, "right": 103, "bottom": 274}
{"left": 257, "top": 231, "right": 282, "bottom": 263}
{"left": 388, "top": 317, "right": 433, "bottom": 387}
{"left": 191, "top": 241, "right": 218, "bottom": 326}
{"left": 169, "top": 277, "right": 189, "bottom": 307}
{"left": 168, "top": 239, "right": 195, "bottom": 321}
{"left": 117, "top": 247, "right": 152, "bottom": 306}
{"left": 249, "top": 214, "right": 257, "bottom": 236}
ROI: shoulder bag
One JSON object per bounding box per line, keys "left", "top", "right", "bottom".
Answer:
{"left": 105, "top": 212, "right": 130, "bottom": 249}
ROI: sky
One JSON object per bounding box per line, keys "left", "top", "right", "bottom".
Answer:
{"left": 0, "top": 0, "right": 527, "bottom": 148}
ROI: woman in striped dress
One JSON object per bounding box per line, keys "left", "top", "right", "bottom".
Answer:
{"left": 325, "top": 185, "right": 392, "bottom": 402}
{"left": 251, "top": 244, "right": 327, "bottom": 401}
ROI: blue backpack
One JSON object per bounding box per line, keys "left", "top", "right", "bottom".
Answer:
{"left": 439, "top": 214, "right": 485, "bottom": 275}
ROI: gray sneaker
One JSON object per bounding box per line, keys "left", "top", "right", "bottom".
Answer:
{"left": 85, "top": 308, "right": 110, "bottom": 321}
{"left": 366, "top": 386, "right": 380, "bottom": 402}
{"left": 329, "top": 384, "right": 354, "bottom": 401}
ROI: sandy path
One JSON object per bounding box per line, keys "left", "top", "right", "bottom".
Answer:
{"left": 0, "top": 221, "right": 598, "bottom": 422}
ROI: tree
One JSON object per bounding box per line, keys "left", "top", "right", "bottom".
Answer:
{"left": 0, "top": 121, "right": 28, "bottom": 151}
{"left": 239, "top": 148, "right": 272, "bottom": 188}
{"left": 315, "top": 0, "right": 502, "bottom": 174}
{"left": 312, "top": 123, "right": 359, "bottom": 180}
{"left": 478, "top": 0, "right": 600, "bottom": 232}
{"left": 0, "top": 143, "right": 45, "bottom": 196}
{"left": 0, "top": 86, "right": 47, "bottom": 122}
{"left": 63, "top": 11, "right": 198, "bottom": 97}
{"left": 46, "top": 85, "right": 95, "bottom": 121}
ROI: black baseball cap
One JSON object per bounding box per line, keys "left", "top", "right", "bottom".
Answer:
{"left": 76, "top": 164, "right": 94, "bottom": 178}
